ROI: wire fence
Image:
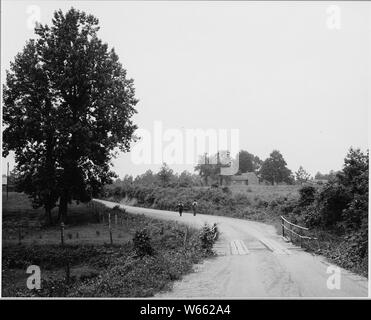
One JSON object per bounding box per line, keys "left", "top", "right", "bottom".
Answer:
{"left": 3, "top": 201, "right": 138, "bottom": 246}
{"left": 281, "top": 215, "right": 317, "bottom": 247}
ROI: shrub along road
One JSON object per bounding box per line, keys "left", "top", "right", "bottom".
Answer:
{"left": 95, "top": 199, "right": 368, "bottom": 297}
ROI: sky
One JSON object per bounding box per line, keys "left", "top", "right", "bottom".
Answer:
{"left": 1, "top": 1, "right": 370, "bottom": 178}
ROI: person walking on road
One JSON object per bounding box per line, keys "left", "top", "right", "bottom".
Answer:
{"left": 192, "top": 200, "right": 198, "bottom": 216}
{"left": 177, "top": 202, "right": 184, "bottom": 217}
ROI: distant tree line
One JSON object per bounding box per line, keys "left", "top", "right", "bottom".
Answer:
{"left": 112, "top": 164, "right": 203, "bottom": 189}
{"left": 314, "top": 170, "right": 338, "bottom": 181}
{"left": 194, "top": 149, "right": 295, "bottom": 185}
{"left": 192, "top": 148, "right": 346, "bottom": 187}
{"left": 116, "top": 151, "right": 336, "bottom": 190}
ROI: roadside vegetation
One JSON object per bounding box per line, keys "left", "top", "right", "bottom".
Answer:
{"left": 275, "top": 148, "right": 368, "bottom": 276}
{"left": 104, "top": 148, "right": 368, "bottom": 277}
{"left": 104, "top": 183, "right": 296, "bottom": 223}
{"left": 2, "top": 194, "right": 219, "bottom": 297}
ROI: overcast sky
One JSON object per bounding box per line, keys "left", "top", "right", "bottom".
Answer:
{"left": 1, "top": 1, "right": 370, "bottom": 178}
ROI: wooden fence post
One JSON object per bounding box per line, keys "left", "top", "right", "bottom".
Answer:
{"left": 18, "top": 225, "right": 22, "bottom": 244}
{"left": 183, "top": 227, "right": 188, "bottom": 250}
{"left": 108, "top": 213, "right": 113, "bottom": 245}
{"left": 6, "top": 162, "right": 9, "bottom": 200}
{"left": 60, "top": 222, "right": 65, "bottom": 246}
{"left": 281, "top": 217, "right": 285, "bottom": 238}
{"left": 66, "top": 262, "right": 70, "bottom": 283}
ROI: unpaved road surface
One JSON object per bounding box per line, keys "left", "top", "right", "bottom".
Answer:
{"left": 96, "top": 199, "right": 368, "bottom": 298}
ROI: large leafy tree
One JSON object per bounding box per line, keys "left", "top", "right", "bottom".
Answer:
{"left": 259, "top": 150, "right": 292, "bottom": 185}
{"left": 238, "top": 150, "right": 262, "bottom": 173}
{"left": 3, "top": 8, "right": 138, "bottom": 224}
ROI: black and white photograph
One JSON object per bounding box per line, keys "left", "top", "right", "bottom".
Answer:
{"left": 0, "top": 0, "right": 369, "bottom": 302}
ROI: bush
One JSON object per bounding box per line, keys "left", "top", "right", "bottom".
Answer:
{"left": 342, "top": 193, "right": 368, "bottom": 230}
{"left": 272, "top": 148, "right": 368, "bottom": 276}
{"left": 298, "top": 185, "right": 316, "bottom": 206}
{"left": 254, "top": 198, "right": 268, "bottom": 208}
{"left": 199, "top": 223, "right": 219, "bottom": 253}
{"left": 133, "top": 229, "right": 154, "bottom": 257}
{"left": 222, "top": 186, "right": 231, "bottom": 194}
{"left": 316, "top": 182, "right": 351, "bottom": 229}
{"left": 302, "top": 205, "right": 322, "bottom": 228}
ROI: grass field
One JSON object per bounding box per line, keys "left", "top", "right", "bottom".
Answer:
{"left": 2, "top": 192, "right": 213, "bottom": 297}
{"left": 193, "top": 184, "right": 300, "bottom": 198}
{"left": 228, "top": 184, "right": 300, "bottom": 201}
{"left": 3, "top": 192, "right": 134, "bottom": 246}
{"left": 3, "top": 192, "right": 132, "bottom": 246}
{"left": 190, "top": 184, "right": 300, "bottom": 206}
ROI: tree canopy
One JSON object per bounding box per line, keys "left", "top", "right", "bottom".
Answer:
{"left": 295, "top": 166, "right": 311, "bottom": 184}
{"left": 157, "top": 163, "right": 174, "bottom": 187}
{"left": 3, "top": 8, "right": 138, "bottom": 224}
{"left": 314, "top": 170, "right": 337, "bottom": 181}
{"left": 259, "top": 150, "right": 293, "bottom": 185}
{"left": 238, "top": 150, "right": 262, "bottom": 173}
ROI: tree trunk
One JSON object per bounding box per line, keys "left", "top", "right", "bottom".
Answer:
{"left": 58, "top": 191, "right": 68, "bottom": 223}
{"left": 45, "top": 207, "right": 53, "bottom": 226}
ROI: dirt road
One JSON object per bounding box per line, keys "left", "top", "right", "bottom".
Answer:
{"left": 96, "top": 199, "right": 368, "bottom": 298}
